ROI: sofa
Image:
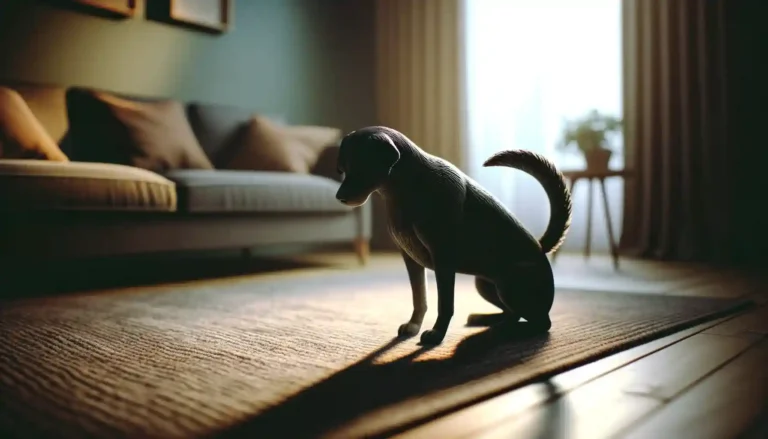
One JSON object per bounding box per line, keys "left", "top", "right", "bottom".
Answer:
{"left": 0, "top": 80, "right": 371, "bottom": 265}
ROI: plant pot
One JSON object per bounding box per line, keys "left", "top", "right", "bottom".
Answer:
{"left": 584, "top": 147, "right": 612, "bottom": 172}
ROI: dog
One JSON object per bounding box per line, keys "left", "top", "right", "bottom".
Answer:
{"left": 335, "top": 126, "right": 572, "bottom": 345}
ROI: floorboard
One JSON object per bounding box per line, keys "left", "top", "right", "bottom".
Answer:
{"left": 473, "top": 332, "right": 759, "bottom": 439}
{"left": 738, "top": 407, "right": 768, "bottom": 439}
{"left": 702, "top": 304, "right": 768, "bottom": 338}
{"left": 619, "top": 338, "right": 768, "bottom": 439}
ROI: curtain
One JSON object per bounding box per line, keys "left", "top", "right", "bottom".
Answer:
{"left": 374, "top": 0, "right": 465, "bottom": 169}
{"left": 463, "top": 0, "right": 624, "bottom": 253}
{"left": 370, "top": 0, "right": 464, "bottom": 250}
{"left": 620, "top": 0, "right": 733, "bottom": 263}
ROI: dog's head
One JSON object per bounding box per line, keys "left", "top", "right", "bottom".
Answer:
{"left": 335, "top": 129, "right": 401, "bottom": 207}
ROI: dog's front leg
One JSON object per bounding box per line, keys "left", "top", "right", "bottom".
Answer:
{"left": 398, "top": 250, "right": 427, "bottom": 338}
{"left": 420, "top": 259, "right": 455, "bottom": 345}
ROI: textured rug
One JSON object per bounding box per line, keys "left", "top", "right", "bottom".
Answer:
{"left": 0, "top": 265, "right": 751, "bottom": 439}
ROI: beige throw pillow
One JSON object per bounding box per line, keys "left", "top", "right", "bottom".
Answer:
{"left": 0, "top": 87, "right": 69, "bottom": 161}
{"left": 221, "top": 115, "right": 341, "bottom": 174}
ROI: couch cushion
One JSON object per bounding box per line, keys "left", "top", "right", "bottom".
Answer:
{"left": 0, "top": 159, "right": 176, "bottom": 212}
{"left": 0, "top": 87, "right": 69, "bottom": 161}
{"left": 187, "top": 102, "right": 287, "bottom": 166}
{"left": 187, "top": 102, "right": 254, "bottom": 164}
{"left": 0, "top": 82, "right": 70, "bottom": 144}
{"left": 164, "top": 169, "right": 350, "bottom": 214}
{"left": 219, "top": 115, "right": 342, "bottom": 174}
{"left": 65, "top": 88, "right": 214, "bottom": 172}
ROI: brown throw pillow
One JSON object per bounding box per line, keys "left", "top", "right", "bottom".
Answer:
{"left": 221, "top": 115, "right": 341, "bottom": 174}
{"left": 66, "top": 89, "right": 213, "bottom": 172}
{"left": 0, "top": 87, "right": 69, "bottom": 161}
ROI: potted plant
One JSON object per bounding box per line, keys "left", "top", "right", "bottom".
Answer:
{"left": 557, "top": 109, "right": 622, "bottom": 172}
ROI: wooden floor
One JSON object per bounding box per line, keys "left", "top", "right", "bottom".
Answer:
{"left": 369, "top": 252, "right": 768, "bottom": 439}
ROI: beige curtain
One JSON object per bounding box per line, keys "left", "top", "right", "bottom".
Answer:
{"left": 374, "top": 0, "right": 466, "bottom": 170}
{"left": 620, "top": 0, "right": 735, "bottom": 263}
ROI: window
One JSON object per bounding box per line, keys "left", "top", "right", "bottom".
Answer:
{"left": 463, "top": 0, "right": 623, "bottom": 253}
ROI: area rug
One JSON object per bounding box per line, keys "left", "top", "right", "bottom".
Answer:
{"left": 0, "top": 266, "right": 752, "bottom": 439}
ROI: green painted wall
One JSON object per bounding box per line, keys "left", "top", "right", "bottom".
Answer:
{"left": 0, "top": 0, "right": 376, "bottom": 133}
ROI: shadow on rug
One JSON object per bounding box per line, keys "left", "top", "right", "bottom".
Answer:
{"left": 220, "top": 321, "right": 555, "bottom": 438}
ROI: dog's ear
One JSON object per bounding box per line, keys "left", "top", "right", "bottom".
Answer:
{"left": 371, "top": 133, "right": 400, "bottom": 171}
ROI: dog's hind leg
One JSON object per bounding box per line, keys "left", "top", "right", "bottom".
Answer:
{"left": 494, "top": 259, "right": 555, "bottom": 333}
{"left": 474, "top": 277, "right": 505, "bottom": 308}
{"left": 466, "top": 277, "right": 522, "bottom": 327}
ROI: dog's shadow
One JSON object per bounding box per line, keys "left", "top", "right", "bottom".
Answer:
{"left": 217, "top": 321, "right": 552, "bottom": 438}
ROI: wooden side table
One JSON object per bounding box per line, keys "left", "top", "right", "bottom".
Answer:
{"left": 552, "top": 169, "right": 630, "bottom": 269}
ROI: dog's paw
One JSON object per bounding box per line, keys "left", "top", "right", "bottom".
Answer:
{"left": 419, "top": 329, "right": 446, "bottom": 345}
{"left": 398, "top": 322, "right": 421, "bottom": 338}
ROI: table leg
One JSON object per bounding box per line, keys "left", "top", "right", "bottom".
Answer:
{"left": 585, "top": 178, "right": 593, "bottom": 259}
{"left": 599, "top": 178, "right": 620, "bottom": 269}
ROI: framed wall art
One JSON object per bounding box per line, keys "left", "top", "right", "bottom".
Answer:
{"left": 148, "top": 0, "right": 233, "bottom": 34}
{"left": 64, "top": 0, "right": 138, "bottom": 18}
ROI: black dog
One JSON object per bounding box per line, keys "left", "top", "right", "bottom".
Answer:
{"left": 335, "top": 126, "right": 572, "bottom": 345}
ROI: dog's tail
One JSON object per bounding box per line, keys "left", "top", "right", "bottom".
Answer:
{"left": 483, "top": 150, "right": 573, "bottom": 254}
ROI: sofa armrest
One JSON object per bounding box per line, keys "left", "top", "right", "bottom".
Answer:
{"left": 311, "top": 144, "right": 342, "bottom": 182}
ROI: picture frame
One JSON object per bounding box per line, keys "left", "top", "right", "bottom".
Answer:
{"left": 67, "top": 0, "right": 137, "bottom": 17}
{"left": 164, "top": 0, "right": 233, "bottom": 34}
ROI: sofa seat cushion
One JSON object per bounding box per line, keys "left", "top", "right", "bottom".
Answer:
{"left": 164, "top": 169, "right": 351, "bottom": 214}
{"left": 0, "top": 159, "right": 176, "bottom": 212}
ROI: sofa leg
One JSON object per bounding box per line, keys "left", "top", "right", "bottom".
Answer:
{"left": 353, "top": 238, "right": 370, "bottom": 266}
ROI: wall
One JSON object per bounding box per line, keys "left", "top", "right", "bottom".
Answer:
{"left": 0, "top": 0, "right": 376, "bottom": 133}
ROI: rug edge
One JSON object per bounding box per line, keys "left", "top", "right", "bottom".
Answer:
{"left": 335, "top": 297, "right": 757, "bottom": 439}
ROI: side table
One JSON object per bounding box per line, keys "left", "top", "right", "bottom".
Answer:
{"left": 552, "top": 168, "right": 630, "bottom": 269}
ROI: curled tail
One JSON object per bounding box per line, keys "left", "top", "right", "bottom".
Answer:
{"left": 484, "top": 150, "right": 573, "bottom": 254}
